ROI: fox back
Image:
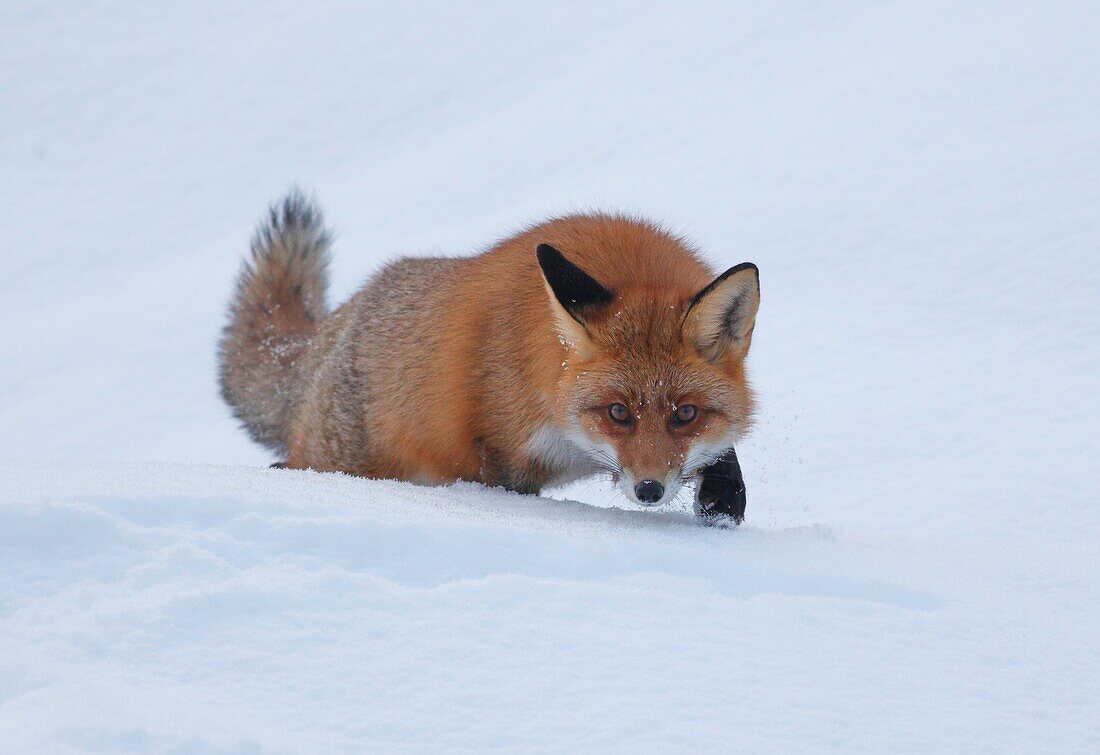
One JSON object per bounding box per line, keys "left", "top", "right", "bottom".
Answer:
{"left": 218, "top": 195, "right": 760, "bottom": 507}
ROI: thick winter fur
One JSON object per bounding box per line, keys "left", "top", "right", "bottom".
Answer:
{"left": 218, "top": 191, "right": 331, "bottom": 451}
{"left": 219, "top": 194, "right": 760, "bottom": 506}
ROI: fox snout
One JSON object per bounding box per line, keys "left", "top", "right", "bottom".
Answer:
{"left": 621, "top": 467, "right": 684, "bottom": 507}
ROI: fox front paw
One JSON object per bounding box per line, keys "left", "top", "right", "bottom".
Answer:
{"left": 694, "top": 448, "right": 746, "bottom": 524}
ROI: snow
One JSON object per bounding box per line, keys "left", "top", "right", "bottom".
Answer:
{"left": 2, "top": 1, "right": 1099, "bottom": 750}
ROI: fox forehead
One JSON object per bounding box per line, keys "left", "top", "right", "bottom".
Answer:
{"left": 567, "top": 296, "right": 726, "bottom": 401}
{"left": 585, "top": 288, "right": 692, "bottom": 352}
{"left": 573, "top": 361, "right": 725, "bottom": 406}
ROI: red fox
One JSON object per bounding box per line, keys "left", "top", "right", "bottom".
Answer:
{"left": 218, "top": 192, "right": 760, "bottom": 519}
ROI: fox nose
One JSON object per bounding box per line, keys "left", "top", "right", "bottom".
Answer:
{"left": 634, "top": 479, "right": 665, "bottom": 504}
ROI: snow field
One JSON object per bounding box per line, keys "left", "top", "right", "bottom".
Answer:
{"left": 2, "top": 1, "right": 1099, "bottom": 750}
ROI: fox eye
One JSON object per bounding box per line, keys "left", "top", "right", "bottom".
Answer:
{"left": 608, "top": 403, "right": 632, "bottom": 424}
{"left": 673, "top": 404, "right": 698, "bottom": 425}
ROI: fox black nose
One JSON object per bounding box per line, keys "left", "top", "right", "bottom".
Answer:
{"left": 634, "top": 479, "right": 665, "bottom": 504}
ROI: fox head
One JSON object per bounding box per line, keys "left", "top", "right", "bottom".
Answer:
{"left": 537, "top": 243, "right": 759, "bottom": 507}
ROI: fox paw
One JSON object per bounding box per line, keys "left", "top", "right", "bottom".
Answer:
{"left": 694, "top": 449, "right": 746, "bottom": 524}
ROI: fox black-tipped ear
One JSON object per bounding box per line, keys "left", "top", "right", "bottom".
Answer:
{"left": 536, "top": 244, "right": 614, "bottom": 324}
{"left": 683, "top": 263, "right": 760, "bottom": 362}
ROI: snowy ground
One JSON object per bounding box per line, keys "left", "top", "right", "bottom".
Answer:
{"left": 3, "top": 1, "right": 1099, "bottom": 751}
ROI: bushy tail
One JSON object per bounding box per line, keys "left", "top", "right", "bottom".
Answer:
{"left": 218, "top": 190, "right": 331, "bottom": 453}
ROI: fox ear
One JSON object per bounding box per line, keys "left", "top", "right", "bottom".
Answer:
{"left": 536, "top": 244, "right": 613, "bottom": 355}
{"left": 683, "top": 263, "right": 760, "bottom": 362}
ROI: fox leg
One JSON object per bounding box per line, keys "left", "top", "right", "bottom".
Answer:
{"left": 474, "top": 438, "right": 543, "bottom": 496}
{"left": 694, "top": 448, "right": 747, "bottom": 523}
